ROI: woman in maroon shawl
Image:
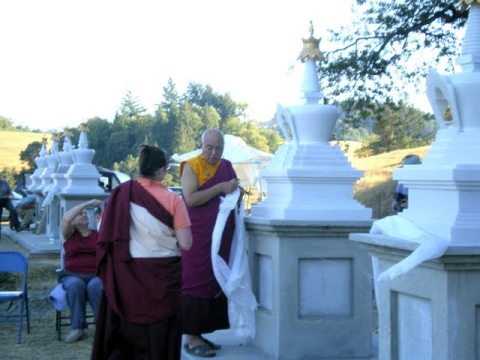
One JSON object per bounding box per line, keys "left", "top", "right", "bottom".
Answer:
{"left": 91, "top": 144, "right": 192, "bottom": 360}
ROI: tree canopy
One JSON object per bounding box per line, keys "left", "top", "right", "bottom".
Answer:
{"left": 355, "top": 101, "right": 437, "bottom": 157}
{"left": 53, "top": 80, "right": 283, "bottom": 184}
{"left": 19, "top": 141, "right": 42, "bottom": 172}
{"left": 320, "top": 0, "right": 468, "bottom": 125}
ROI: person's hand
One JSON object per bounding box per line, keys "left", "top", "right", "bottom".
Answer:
{"left": 222, "top": 180, "right": 239, "bottom": 194}
{"left": 400, "top": 199, "right": 408, "bottom": 209}
{"left": 88, "top": 199, "right": 103, "bottom": 208}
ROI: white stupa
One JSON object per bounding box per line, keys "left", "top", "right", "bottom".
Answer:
{"left": 250, "top": 24, "right": 371, "bottom": 221}
{"left": 38, "top": 135, "right": 59, "bottom": 192}
{"left": 61, "top": 123, "right": 103, "bottom": 195}
{"left": 395, "top": 2, "right": 480, "bottom": 245}
{"left": 51, "top": 131, "right": 75, "bottom": 192}
{"left": 28, "top": 138, "right": 48, "bottom": 192}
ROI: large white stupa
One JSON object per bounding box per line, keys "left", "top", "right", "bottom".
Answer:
{"left": 250, "top": 23, "right": 371, "bottom": 221}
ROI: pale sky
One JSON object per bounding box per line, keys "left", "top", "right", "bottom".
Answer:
{"left": 0, "top": 0, "right": 430, "bottom": 132}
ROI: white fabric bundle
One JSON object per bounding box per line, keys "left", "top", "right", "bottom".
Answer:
{"left": 211, "top": 189, "right": 257, "bottom": 338}
{"left": 370, "top": 216, "right": 449, "bottom": 282}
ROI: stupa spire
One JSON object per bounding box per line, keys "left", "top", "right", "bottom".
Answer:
{"left": 297, "top": 20, "right": 325, "bottom": 62}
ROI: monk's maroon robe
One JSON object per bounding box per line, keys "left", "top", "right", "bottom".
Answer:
{"left": 181, "top": 159, "right": 237, "bottom": 335}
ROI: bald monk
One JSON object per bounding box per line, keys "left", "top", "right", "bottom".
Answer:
{"left": 181, "top": 128, "right": 240, "bottom": 357}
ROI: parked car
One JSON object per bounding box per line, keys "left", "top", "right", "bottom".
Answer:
{"left": 97, "top": 167, "right": 131, "bottom": 192}
{"left": 1, "top": 191, "right": 23, "bottom": 222}
{"left": 168, "top": 186, "right": 183, "bottom": 197}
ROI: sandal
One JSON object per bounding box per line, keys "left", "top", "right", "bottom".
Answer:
{"left": 184, "top": 343, "right": 216, "bottom": 358}
{"left": 200, "top": 336, "right": 222, "bottom": 350}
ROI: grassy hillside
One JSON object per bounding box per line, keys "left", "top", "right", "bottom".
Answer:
{"left": 352, "top": 146, "right": 431, "bottom": 219}
{"left": 0, "top": 131, "right": 45, "bottom": 170}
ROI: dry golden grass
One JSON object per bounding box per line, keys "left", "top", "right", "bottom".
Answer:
{"left": 351, "top": 146, "right": 431, "bottom": 219}
{"left": 0, "top": 131, "right": 45, "bottom": 170}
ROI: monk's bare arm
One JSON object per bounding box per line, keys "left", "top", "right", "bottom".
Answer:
{"left": 181, "top": 163, "right": 237, "bottom": 207}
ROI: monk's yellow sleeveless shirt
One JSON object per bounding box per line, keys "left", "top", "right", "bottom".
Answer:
{"left": 180, "top": 154, "right": 221, "bottom": 187}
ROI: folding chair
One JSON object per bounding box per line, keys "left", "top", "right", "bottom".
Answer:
{"left": 0, "top": 251, "right": 30, "bottom": 343}
{"left": 54, "top": 269, "right": 95, "bottom": 341}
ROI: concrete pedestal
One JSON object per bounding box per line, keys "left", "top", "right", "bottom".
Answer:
{"left": 351, "top": 233, "right": 480, "bottom": 360}
{"left": 46, "top": 197, "right": 61, "bottom": 238}
{"left": 246, "top": 218, "right": 373, "bottom": 359}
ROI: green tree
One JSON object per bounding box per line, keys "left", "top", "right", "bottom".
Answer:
{"left": 0, "top": 116, "right": 15, "bottom": 131}
{"left": 1, "top": 167, "right": 19, "bottom": 189}
{"left": 84, "top": 117, "right": 113, "bottom": 167}
{"left": 113, "top": 154, "right": 139, "bottom": 179}
{"left": 155, "top": 78, "right": 181, "bottom": 153}
{"left": 341, "top": 126, "right": 370, "bottom": 142}
{"left": 19, "top": 141, "right": 42, "bottom": 171}
{"left": 356, "top": 101, "right": 437, "bottom": 156}
{"left": 200, "top": 105, "right": 221, "bottom": 131}
{"left": 259, "top": 128, "right": 284, "bottom": 154}
{"left": 320, "top": 0, "right": 468, "bottom": 125}
{"left": 172, "top": 102, "right": 198, "bottom": 154}
{"left": 103, "top": 131, "right": 131, "bottom": 167}
{"left": 221, "top": 117, "right": 244, "bottom": 138}
{"left": 102, "top": 92, "right": 154, "bottom": 168}
{"left": 117, "top": 90, "right": 147, "bottom": 121}
{"left": 185, "top": 83, "right": 248, "bottom": 128}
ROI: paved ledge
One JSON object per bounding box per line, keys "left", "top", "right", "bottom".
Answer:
{"left": 181, "top": 330, "right": 378, "bottom": 360}
{"left": 1, "top": 226, "right": 61, "bottom": 255}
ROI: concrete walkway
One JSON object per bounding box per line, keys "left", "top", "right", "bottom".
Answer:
{"left": 2, "top": 225, "right": 379, "bottom": 359}
{"left": 181, "top": 330, "right": 378, "bottom": 359}
{"left": 182, "top": 330, "right": 272, "bottom": 359}
{"left": 1, "top": 226, "right": 60, "bottom": 255}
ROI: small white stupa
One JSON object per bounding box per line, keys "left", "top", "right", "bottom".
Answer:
{"left": 51, "top": 130, "right": 75, "bottom": 192}
{"left": 28, "top": 137, "right": 48, "bottom": 192}
{"left": 250, "top": 22, "right": 371, "bottom": 221}
{"left": 38, "top": 135, "right": 59, "bottom": 192}
{"left": 61, "top": 123, "right": 104, "bottom": 195}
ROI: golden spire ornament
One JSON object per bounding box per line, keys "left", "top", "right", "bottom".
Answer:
{"left": 63, "top": 129, "right": 73, "bottom": 137}
{"left": 297, "top": 20, "right": 325, "bottom": 62}
{"left": 78, "top": 122, "right": 89, "bottom": 132}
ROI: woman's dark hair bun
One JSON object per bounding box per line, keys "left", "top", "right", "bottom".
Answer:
{"left": 138, "top": 144, "right": 168, "bottom": 177}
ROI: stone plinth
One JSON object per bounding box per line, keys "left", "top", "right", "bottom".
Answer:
{"left": 351, "top": 233, "right": 480, "bottom": 360}
{"left": 246, "top": 218, "right": 373, "bottom": 359}
{"left": 45, "top": 197, "right": 61, "bottom": 238}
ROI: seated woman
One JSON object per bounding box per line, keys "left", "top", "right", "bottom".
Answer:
{"left": 92, "top": 144, "right": 192, "bottom": 360}
{"left": 60, "top": 198, "right": 103, "bottom": 343}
